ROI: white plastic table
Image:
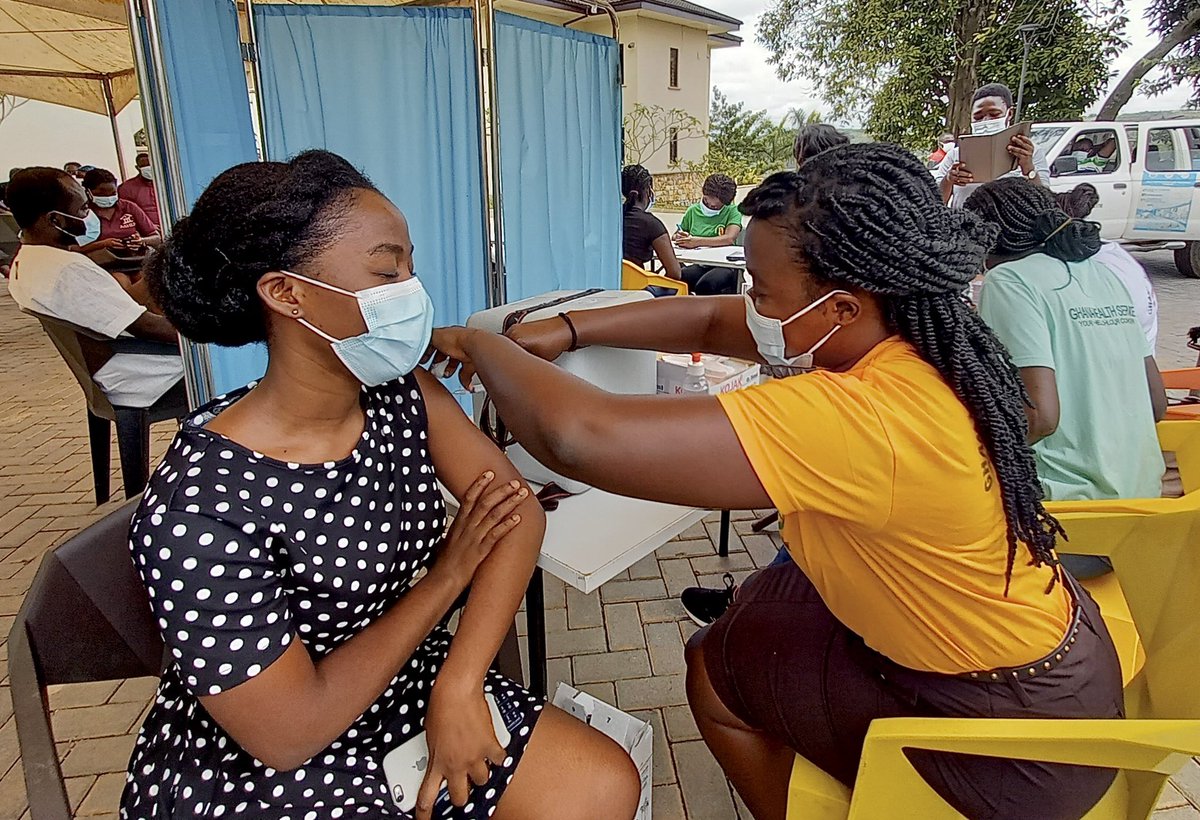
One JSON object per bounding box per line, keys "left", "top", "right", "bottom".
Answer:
{"left": 443, "top": 485, "right": 719, "bottom": 696}
{"left": 673, "top": 245, "right": 747, "bottom": 269}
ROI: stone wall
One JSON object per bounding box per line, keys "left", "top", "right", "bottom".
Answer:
{"left": 653, "top": 171, "right": 756, "bottom": 211}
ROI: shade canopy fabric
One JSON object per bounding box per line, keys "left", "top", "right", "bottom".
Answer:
{"left": 0, "top": 0, "right": 136, "bottom": 114}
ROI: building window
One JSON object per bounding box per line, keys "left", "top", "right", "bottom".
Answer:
{"left": 669, "top": 128, "right": 679, "bottom": 164}
{"left": 669, "top": 48, "right": 679, "bottom": 89}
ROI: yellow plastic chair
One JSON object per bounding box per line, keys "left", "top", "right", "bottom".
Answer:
{"left": 786, "top": 421, "right": 1200, "bottom": 820}
{"left": 1161, "top": 368, "right": 1200, "bottom": 421}
{"left": 621, "top": 259, "right": 689, "bottom": 295}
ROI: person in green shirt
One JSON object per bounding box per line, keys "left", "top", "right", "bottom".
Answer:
{"left": 966, "top": 177, "right": 1167, "bottom": 579}
{"left": 674, "top": 173, "right": 743, "bottom": 294}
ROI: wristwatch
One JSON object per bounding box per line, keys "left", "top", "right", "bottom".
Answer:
{"left": 1026, "top": 167, "right": 1039, "bottom": 180}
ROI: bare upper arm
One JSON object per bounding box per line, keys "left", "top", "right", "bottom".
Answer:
{"left": 547, "top": 390, "right": 771, "bottom": 510}
{"left": 1018, "top": 366, "right": 1059, "bottom": 443}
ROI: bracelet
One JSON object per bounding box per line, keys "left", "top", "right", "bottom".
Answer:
{"left": 558, "top": 312, "right": 580, "bottom": 352}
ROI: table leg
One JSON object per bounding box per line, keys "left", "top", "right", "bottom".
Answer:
{"left": 719, "top": 510, "right": 731, "bottom": 558}
{"left": 525, "top": 567, "right": 548, "bottom": 699}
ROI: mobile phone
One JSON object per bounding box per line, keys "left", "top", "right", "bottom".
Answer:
{"left": 382, "top": 692, "right": 520, "bottom": 813}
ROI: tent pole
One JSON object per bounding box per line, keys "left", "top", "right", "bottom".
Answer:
{"left": 243, "top": 0, "right": 271, "bottom": 160}
{"left": 126, "top": 0, "right": 214, "bottom": 407}
{"left": 473, "top": 0, "right": 506, "bottom": 308}
{"left": 101, "top": 75, "right": 127, "bottom": 178}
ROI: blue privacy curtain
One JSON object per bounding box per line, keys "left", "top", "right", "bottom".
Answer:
{"left": 494, "top": 13, "right": 621, "bottom": 299}
{"left": 154, "top": 0, "right": 264, "bottom": 397}
{"left": 252, "top": 5, "right": 489, "bottom": 329}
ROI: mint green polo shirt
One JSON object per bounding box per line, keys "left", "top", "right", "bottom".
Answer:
{"left": 979, "top": 252, "right": 1163, "bottom": 501}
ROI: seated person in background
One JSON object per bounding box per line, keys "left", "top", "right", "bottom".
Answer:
{"left": 928, "top": 132, "right": 954, "bottom": 166}
{"left": 4, "top": 168, "right": 183, "bottom": 410}
{"left": 794, "top": 123, "right": 850, "bottom": 169}
{"left": 1069, "top": 137, "right": 1118, "bottom": 174}
{"left": 1056, "top": 183, "right": 1158, "bottom": 348}
{"left": 120, "top": 150, "right": 639, "bottom": 820}
{"left": 621, "top": 164, "right": 681, "bottom": 282}
{"left": 119, "top": 152, "right": 161, "bottom": 231}
{"left": 965, "top": 177, "right": 1166, "bottom": 579}
{"left": 674, "top": 173, "right": 742, "bottom": 295}
{"left": 933, "top": 83, "right": 1050, "bottom": 208}
{"left": 82, "top": 168, "right": 161, "bottom": 253}
{"left": 63, "top": 161, "right": 82, "bottom": 179}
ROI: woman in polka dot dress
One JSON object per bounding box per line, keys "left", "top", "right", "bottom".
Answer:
{"left": 121, "top": 151, "right": 640, "bottom": 820}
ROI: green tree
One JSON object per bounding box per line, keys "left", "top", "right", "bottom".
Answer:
{"left": 757, "top": 0, "right": 1126, "bottom": 149}
{"left": 1098, "top": 1, "right": 1200, "bottom": 118}
{"left": 701, "top": 89, "right": 824, "bottom": 183}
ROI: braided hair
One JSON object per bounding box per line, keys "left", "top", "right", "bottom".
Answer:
{"left": 963, "top": 177, "right": 1102, "bottom": 263}
{"left": 621, "top": 165, "right": 653, "bottom": 213}
{"left": 740, "top": 143, "right": 1062, "bottom": 588}
{"left": 146, "top": 150, "right": 377, "bottom": 346}
{"left": 1053, "top": 182, "right": 1100, "bottom": 220}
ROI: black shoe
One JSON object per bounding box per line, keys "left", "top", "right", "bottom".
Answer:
{"left": 680, "top": 573, "right": 736, "bottom": 627}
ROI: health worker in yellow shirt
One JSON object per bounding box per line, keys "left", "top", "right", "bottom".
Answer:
{"left": 428, "top": 143, "right": 1123, "bottom": 820}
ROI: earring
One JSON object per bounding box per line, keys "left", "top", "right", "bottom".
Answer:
{"left": 291, "top": 309, "right": 299, "bottom": 315}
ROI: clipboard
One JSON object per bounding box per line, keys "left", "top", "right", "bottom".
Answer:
{"left": 958, "top": 121, "right": 1031, "bottom": 183}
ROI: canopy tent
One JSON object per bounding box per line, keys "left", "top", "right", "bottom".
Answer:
{"left": 0, "top": 0, "right": 138, "bottom": 171}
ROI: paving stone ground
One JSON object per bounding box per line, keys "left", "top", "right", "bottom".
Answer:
{"left": 1, "top": 253, "right": 1198, "bottom": 819}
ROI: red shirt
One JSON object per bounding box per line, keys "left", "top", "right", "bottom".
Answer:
{"left": 117, "top": 176, "right": 161, "bottom": 230}
{"left": 96, "top": 199, "right": 157, "bottom": 241}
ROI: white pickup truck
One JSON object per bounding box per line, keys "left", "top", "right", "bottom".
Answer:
{"left": 1030, "top": 119, "right": 1200, "bottom": 278}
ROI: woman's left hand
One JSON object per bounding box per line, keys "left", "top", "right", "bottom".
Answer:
{"left": 426, "top": 327, "right": 481, "bottom": 389}
{"left": 415, "top": 682, "right": 507, "bottom": 820}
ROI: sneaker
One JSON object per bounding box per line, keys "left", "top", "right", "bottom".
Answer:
{"left": 680, "top": 573, "right": 736, "bottom": 627}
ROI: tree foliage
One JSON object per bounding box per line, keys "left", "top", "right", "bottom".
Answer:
{"left": 697, "top": 89, "right": 822, "bottom": 183}
{"left": 1142, "top": 0, "right": 1200, "bottom": 107}
{"left": 757, "top": 0, "right": 1127, "bottom": 149}
{"left": 622, "top": 104, "right": 705, "bottom": 167}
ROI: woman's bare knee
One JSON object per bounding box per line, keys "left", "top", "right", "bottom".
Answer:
{"left": 495, "top": 706, "right": 641, "bottom": 820}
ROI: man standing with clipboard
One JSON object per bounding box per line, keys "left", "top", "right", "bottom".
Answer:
{"left": 933, "top": 83, "right": 1051, "bottom": 208}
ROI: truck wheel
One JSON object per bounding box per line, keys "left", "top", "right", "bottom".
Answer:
{"left": 1176, "top": 243, "right": 1200, "bottom": 279}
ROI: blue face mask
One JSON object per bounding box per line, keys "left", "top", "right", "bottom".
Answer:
{"left": 285, "top": 271, "right": 434, "bottom": 386}
{"left": 50, "top": 209, "right": 100, "bottom": 245}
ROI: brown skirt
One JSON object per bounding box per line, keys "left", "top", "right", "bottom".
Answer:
{"left": 700, "top": 560, "right": 1124, "bottom": 820}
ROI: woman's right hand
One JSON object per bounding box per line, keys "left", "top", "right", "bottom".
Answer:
{"left": 434, "top": 471, "right": 528, "bottom": 588}
{"left": 506, "top": 317, "right": 575, "bottom": 362}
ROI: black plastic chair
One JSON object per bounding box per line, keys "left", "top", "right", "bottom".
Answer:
{"left": 24, "top": 309, "right": 187, "bottom": 504}
{"left": 10, "top": 502, "right": 525, "bottom": 820}
{"left": 9, "top": 500, "right": 160, "bottom": 820}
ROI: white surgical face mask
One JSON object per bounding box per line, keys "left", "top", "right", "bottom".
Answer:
{"left": 139, "top": 165, "right": 154, "bottom": 181}
{"left": 698, "top": 203, "right": 722, "bottom": 218}
{"left": 52, "top": 209, "right": 100, "bottom": 245}
{"left": 970, "top": 115, "right": 1009, "bottom": 136}
{"left": 646, "top": 192, "right": 655, "bottom": 212}
{"left": 92, "top": 194, "right": 118, "bottom": 209}
{"left": 744, "top": 289, "right": 849, "bottom": 369}
{"left": 285, "top": 271, "right": 434, "bottom": 386}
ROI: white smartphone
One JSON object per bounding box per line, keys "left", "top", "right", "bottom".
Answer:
{"left": 382, "top": 692, "right": 519, "bottom": 813}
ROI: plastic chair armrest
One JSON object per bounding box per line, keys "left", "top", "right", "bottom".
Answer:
{"left": 861, "top": 718, "right": 1200, "bottom": 772}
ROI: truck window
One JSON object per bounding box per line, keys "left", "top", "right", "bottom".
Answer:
{"left": 1145, "top": 128, "right": 1185, "bottom": 172}
{"left": 1030, "top": 126, "right": 1068, "bottom": 157}
{"left": 1125, "top": 125, "right": 1139, "bottom": 161}
{"left": 1186, "top": 127, "right": 1200, "bottom": 170}
{"left": 1056, "top": 128, "right": 1121, "bottom": 175}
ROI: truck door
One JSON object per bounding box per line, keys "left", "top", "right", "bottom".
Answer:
{"left": 1128, "top": 122, "right": 1200, "bottom": 241}
{"left": 1046, "top": 124, "right": 1131, "bottom": 239}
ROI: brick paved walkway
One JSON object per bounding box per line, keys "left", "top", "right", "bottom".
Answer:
{"left": 2, "top": 253, "right": 1199, "bottom": 819}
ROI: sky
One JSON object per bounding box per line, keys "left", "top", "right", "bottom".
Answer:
{"left": 706, "top": 0, "right": 1195, "bottom": 122}
{"left": 0, "top": 0, "right": 1195, "bottom": 171}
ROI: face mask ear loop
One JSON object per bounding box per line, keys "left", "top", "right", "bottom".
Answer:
{"left": 296, "top": 318, "right": 341, "bottom": 344}
{"left": 803, "top": 324, "right": 842, "bottom": 357}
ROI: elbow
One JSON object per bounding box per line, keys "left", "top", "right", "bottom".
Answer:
{"left": 1027, "top": 414, "right": 1058, "bottom": 444}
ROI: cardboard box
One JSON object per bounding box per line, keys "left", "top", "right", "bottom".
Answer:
{"left": 657, "top": 353, "right": 761, "bottom": 396}
{"left": 553, "top": 683, "right": 653, "bottom": 820}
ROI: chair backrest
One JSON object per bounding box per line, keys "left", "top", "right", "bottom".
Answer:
{"left": 621, "top": 259, "right": 689, "bottom": 295}
{"left": 24, "top": 310, "right": 116, "bottom": 419}
{"left": 1045, "top": 421, "right": 1200, "bottom": 721}
{"left": 9, "top": 499, "right": 162, "bottom": 820}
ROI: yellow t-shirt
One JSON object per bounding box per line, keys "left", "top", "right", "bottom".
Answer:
{"left": 717, "top": 338, "right": 1070, "bottom": 674}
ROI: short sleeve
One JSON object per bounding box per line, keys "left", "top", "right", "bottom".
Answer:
{"left": 716, "top": 376, "right": 894, "bottom": 527}
{"left": 978, "top": 266, "right": 1054, "bottom": 369}
{"left": 645, "top": 212, "right": 668, "bottom": 242}
{"left": 130, "top": 509, "right": 293, "bottom": 696}
{"left": 47, "top": 260, "right": 145, "bottom": 339}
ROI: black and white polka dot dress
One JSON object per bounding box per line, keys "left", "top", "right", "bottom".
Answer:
{"left": 121, "top": 376, "right": 542, "bottom": 819}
